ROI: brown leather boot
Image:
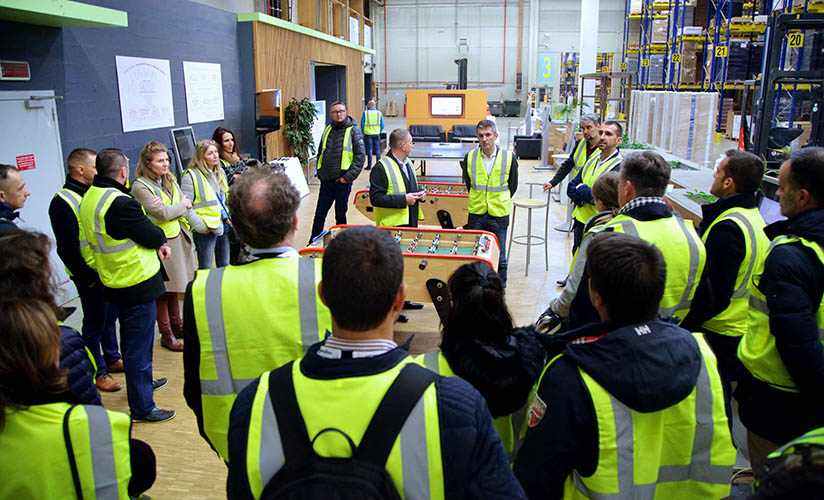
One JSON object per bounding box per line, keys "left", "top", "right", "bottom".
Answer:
{"left": 159, "top": 324, "right": 183, "bottom": 352}
{"left": 96, "top": 373, "right": 122, "bottom": 392}
{"left": 171, "top": 321, "right": 184, "bottom": 339}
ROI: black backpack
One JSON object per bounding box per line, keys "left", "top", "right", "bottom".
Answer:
{"left": 261, "top": 362, "right": 439, "bottom": 500}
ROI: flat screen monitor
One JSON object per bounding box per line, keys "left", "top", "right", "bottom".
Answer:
{"left": 169, "top": 126, "right": 196, "bottom": 179}
{"left": 759, "top": 196, "right": 786, "bottom": 225}
{"left": 256, "top": 89, "right": 281, "bottom": 135}
{"left": 430, "top": 95, "right": 464, "bottom": 117}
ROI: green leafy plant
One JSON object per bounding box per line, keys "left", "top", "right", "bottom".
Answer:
{"left": 621, "top": 134, "right": 655, "bottom": 150}
{"left": 554, "top": 98, "right": 590, "bottom": 122}
{"left": 686, "top": 190, "right": 717, "bottom": 205}
{"left": 284, "top": 97, "right": 318, "bottom": 168}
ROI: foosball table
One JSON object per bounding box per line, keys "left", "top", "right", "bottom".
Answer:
{"left": 353, "top": 182, "right": 469, "bottom": 228}
{"left": 300, "top": 225, "right": 500, "bottom": 308}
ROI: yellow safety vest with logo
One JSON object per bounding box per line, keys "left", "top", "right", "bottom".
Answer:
{"left": 244, "top": 356, "right": 445, "bottom": 500}
{"left": 317, "top": 125, "right": 354, "bottom": 171}
{"left": 700, "top": 207, "right": 769, "bottom": 337}
{"left": 184, "top": 167, "right": 228, "bottom": 230}
{"left": 79, "top": 186, "right": 161, "bottom": 289}
{"left": 466, "top": 148, "right": 514, "bottom": 217}
{"left": 54, "top": 188, "right": 96, "bottom": 275}
{"left": 590, "top": 214, "right": 706, "bottom": 323}
{"left": 134, "top": 177, "right": 185, "bottom": 238}
{"left": 419, "top": 350, "right": 524, "bottom": 456}
{"left": 552, "top": 333, "right": 735, "bottom": 499}
{"left": 363, "top": 109, "right": 382, "bottom": 136}
{"left": 374, "top": 157, "right": 424, "bottom": 227}
{"left": 739, "top": 235, "right": 824, "bottom": 392}
{"left": 572, "top": 151, "right": 623, "bottom": 224}
{"left": 0, "top": 402, "right": 132, "bottom": 499}
{"left": 570, "top": 139, "right": 596, "bottom": 180}
{"left": 190, "top": 256, "right": 332, "bottom": 461}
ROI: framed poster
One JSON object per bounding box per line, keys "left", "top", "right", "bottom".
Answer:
{"left": 183, "top": 61, "right": 224, "bottom": 124}
{"left": 115, "top": 55, "right": 174, "bottom": 132}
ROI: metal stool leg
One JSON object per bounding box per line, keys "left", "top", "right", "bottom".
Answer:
{"left": 525, "top": 207, "right": 533, "bottom": 276}
{"left": 508, "top": 205, "right": 516, "bottom": 258}
{"left": 544, "top": 197, "right": 550, "bottom": 271}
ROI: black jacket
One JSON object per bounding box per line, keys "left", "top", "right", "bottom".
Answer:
{"left": 440, "top": 326, "right": 547, "bottom": 418}
{"left": 316, "top": 116, "right": 365, "bottom": 183}
{"left": 547, "top": 138, "right": 597, "bottom": 187}
{"left": 369, "top": 152, "right": 421, "bottom": 227}
{"left": 48, "top": 177, "right": 99, "bottom": 286}
{"left": 91, "top": 176, "right": 167, "bottom": 306}
{"left": 681, "top": 192, "right": 758, "bottom": 331}
{"left": 567, "top": 201, "right": 675, "bottom": 330}
{"left": 227, "top": 342, "right": 527, "bottom": 500}
{"left": 735, "top": 207, "right": 824, "bottom": 444}
{"left": 0, "top": 201, "right": 20, "bottom": 233}
{"left": 60, "top": 325, "right": 101, "bottom": 406}
{"left": 514, "top": 318, "right": 703, "bottom": 499}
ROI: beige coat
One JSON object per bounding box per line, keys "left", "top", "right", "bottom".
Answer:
{"left": 131, "top": 176, "right": 197, "bottom": 293}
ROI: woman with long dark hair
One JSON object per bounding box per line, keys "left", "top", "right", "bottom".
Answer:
{"left": 420, "top": 262, "right": 546, "bottom": 457}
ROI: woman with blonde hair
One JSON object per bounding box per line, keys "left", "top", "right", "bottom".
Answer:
{"left": 181, "top": 139, "right": 231, "bottom": 269}
{"left": 131, "top": 141, "right": 196, "bottom": 351}
{"left": 0, "top": 298, "right": 156, "bottom": 498}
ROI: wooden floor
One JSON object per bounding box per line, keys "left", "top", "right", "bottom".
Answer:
{"left": 64, "top": 150, "right": 575, "bottom": 499}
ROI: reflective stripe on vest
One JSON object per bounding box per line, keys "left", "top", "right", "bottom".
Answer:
{"left": 193, "top": 257, "right": 331, "bottom": 461}
{"left": 134, "top": 177, "right": 183, "bottom": 238}
{"left": 247, "top": 358, "right": 444, "bottom": 499}
{"left": 373, "top": 157, "right": 423, "bottom": 227}
{"left": 767, "top": 427, "right": 824, "bottom": 459}
{"left": 566, "top": 334, "right": 734, "bottom": 499}
{"left": 364, "top": 109, "right": 382, "bottom": 135}
{"left": 317, "top": 125, "right": 354, "bottom": 171}
{"left": 701, "top": 208, "right": 768, "bottom": 337}
{"left": 739, "top": 235, "right": 824, "bottom": 392}
{"left": 592, "top": 215, "right": 705, "bottom": 323}
{"left": 79, "top": 186, "right": 160, "bottom": 289}
{"left": 572, "top": 152, "right": 623, "bottom": 224}
{"left": 418, "top": 350, "right": 520, "bottom": 456}
{"left": 185, "top": 167, "right": 226, "bottom": 230}
{"left": 54, "top": 189, "right": 96, "bottom": 275}
{"left": 0, "top": 402, "right": 131, "bottom": 499}
{"left": 571, "top": 139, "right": 595, "bottom": 179}
{"left": 466, "top": 148, "right": 513, "bottom": 217}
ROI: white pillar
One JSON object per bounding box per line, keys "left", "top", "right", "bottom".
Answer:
{"left": 527, "top": 0, "right": 539, "bottom": 93}
{"left": 579, "top": 0, "right": 600, "bottom": 111}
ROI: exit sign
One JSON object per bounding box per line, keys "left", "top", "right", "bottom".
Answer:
{"left": 0, "top": 61, "right": 30, "bottom": 81}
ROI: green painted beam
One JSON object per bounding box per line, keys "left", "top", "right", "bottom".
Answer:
{"left": 0, "top": 0, "right": 127, "bottom": 28}
{"left": 238, "top": 12, "right": 375, "bottom": 55}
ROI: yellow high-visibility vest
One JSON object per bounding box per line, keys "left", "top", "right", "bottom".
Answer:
{"left": 572, "top": 151, "right": 623, "bottom": 224}
{"left": 466, "top": 148, "right": 513, "bottom": 217}
{"left": 54, "top": 188, "right": 96, "bottom": 275}
{"left": 134, "top": 177, "right": 185, "bottom": 238}
{"left": 373, "top": 156, "right": 424, "bottom": 227}
{"left": 317, "top": 125, "right": 354, "bottom": 171}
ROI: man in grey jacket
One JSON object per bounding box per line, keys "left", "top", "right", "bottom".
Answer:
{"left": 309, "top": 101, "right": 366, "bottom": 242}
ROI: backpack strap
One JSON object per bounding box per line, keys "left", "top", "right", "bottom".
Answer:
{"left": 62, "top": 404, "right": 85, "bottom": 500}
{"left": 268, "top": 362, "right": 314, "bottom": 463}
{"left": 357, "top": 363, "right": 439, "bottom": 466}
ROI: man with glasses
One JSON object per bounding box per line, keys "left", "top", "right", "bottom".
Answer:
{"left": 309, "top": 101, "right": 366, "bottom": 243}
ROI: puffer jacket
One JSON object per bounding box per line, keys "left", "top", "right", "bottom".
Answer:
{"left": 60, "top": 325, "right": 101, "bottom": 406}
{"left": 316, "top": 115, "right": 366, "bottom": 183}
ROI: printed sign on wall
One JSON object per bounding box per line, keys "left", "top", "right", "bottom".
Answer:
{"left": 537, "top": 52, "right": 555, "bottom": 85}
{"left": 183, "top": 61, "right": 225, "bottom": 124}
{"left": 115, "top": 55, "right": 175, "bottom": 133}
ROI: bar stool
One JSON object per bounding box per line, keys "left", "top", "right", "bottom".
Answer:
{"left": 508, "top": 182, "right": 550, "bottom": 276}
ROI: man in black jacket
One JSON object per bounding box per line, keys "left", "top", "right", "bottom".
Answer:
{"left": 81, "top": 149, "right": 174, "bottom": 423}
{"left": 227, "top": 226, "right": 525, "bottom": 499}
{"left": 0, "top": 164, "right": 31, "bottom": 233}
{"left": 680, "top": 150, "right": 768, "bottom": 401}
{"left": 736, "top": 147, "right": 824, "bottom": 467}
{"left": 514, "top": 233, "right": 734, "bottom": 499}
{"left": 49, "top": 148, "right": 123, "bottom": 393}
{"left": 309, "top": 101, "right": 366, "bottom": 242}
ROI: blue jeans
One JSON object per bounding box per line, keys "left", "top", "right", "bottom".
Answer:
{"left": 118, "top": 301, "right": 157, "bottom": 416}
{"left": 193, "top": 222, "right": 231, "bottom": 269}
{"left": 364, "top": 134, "right": 381, "bottom": 169}
{"left": 467, "top": 213, "right": 509, "bottom": 287}
{"left": 76, "top": 280, "right": 121, "bottom": 376}
{"left": 310, "top": 180, "right": 353, "bottom": 242}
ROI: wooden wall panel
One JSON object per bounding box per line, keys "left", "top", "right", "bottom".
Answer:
{"left": 252, "top": 22, "right": 364, "bottom": 159}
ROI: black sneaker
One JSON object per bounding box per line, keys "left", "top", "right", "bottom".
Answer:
{"left": 131, "top": 407, "right": 176, "bottom": 423}
{"left": 152, "top": 378, "right": 168, "bottom": 391}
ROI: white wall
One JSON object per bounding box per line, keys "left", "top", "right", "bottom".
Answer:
{"left": 373, "top": 0, "right": 627, "bottom": 109}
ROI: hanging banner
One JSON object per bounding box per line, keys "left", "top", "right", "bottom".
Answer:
{"left": 537, "top": 52, "right": 555, "bottom": 85}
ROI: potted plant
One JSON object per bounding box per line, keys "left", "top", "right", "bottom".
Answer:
{"left": 283, "top": 97, "right": 318, "bottom": 168}
{"left": 553, "top": 98, "right": 590, "bottom": 123}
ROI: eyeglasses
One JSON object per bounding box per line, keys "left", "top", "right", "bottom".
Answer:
{"left": 330, "top": 110, "right": 346, "bottom": 115}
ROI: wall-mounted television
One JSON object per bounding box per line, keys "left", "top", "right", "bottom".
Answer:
{"left": 430, "top": 95, "right": 464, "bottom": 117}
{"left": 256, "top": 89, "right": 281, "bottom": 135}
{"left": 169, "top": 126, "right": 196, "bottom": 179}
